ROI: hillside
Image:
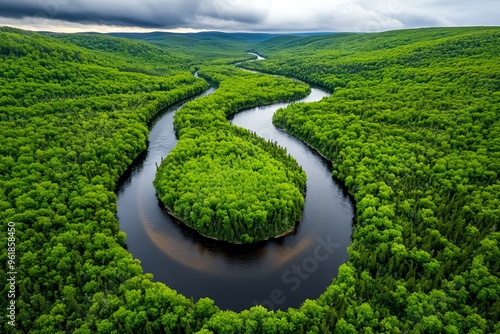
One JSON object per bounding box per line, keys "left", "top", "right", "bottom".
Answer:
{"left": 109, "top": 31, "right": 278, "bottom": 62}
{"left": 243, "top": 26, "right": 500, "bottom": 332}
{"left": 0, "top": 27, "right": 211, "bottom": 333}
{"left": 48, "top": 32, "right": 195, "bottom": 74}
{"left": 0, "top": 26, "right": 499, "bottom": 333}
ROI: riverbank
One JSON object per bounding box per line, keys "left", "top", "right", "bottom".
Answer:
{"left": 116, "top": 56, "right": 353, "bottom": 310}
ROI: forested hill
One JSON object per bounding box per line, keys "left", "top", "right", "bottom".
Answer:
{"left": 0, "top": 27, "right": 213, "bottom": 333}
{"left": 1, "top": 26, "right": 499, "bottom": 333}
{"left": 47, "top": 32, "right": 195, "bottom": 73}
{"left": 110, "top": 31, "right": 279, "bottom": 46}
{"left": 243, "top": 27, "right": 500, "bottom": 332}
{"left": 252, "top": 26, "right": 497, "bottom": 57}
{"left": 108, "top": 31, "right": 279, "bottom": 62}
{"left": 247, "top": 27, "right": 500, "bottom": 90}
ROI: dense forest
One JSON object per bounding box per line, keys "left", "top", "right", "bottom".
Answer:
{"left": 1, "top": 26, "right": 499, "bottom": 333}
{"left": 244, "top": 27, "right": 500, "bottom": 332}
{"left": 0, "top": 27, "right": 212, "bottom": 333}
{"left": 108, "top": 31, "right": 279, "bottom": 64}
{"left": 154, "top": 65, "right": 310, "bottom": 243}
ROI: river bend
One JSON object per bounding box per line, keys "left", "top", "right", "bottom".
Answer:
{"left": 116, "top": 59, "right": 354, "bottom": 311}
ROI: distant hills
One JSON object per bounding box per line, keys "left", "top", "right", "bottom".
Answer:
{"left": 41, "top": 30, "right": 338, "bottom": 61}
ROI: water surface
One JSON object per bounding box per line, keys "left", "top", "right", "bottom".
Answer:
{"left": 117, "top": 70, "right": 354, "bottom": 311}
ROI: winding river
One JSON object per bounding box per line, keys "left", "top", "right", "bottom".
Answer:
{"left": 116, "top": 56, "right": 354, "bottom": 311}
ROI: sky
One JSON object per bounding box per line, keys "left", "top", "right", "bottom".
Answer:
{"left": 0, "top": 0, "right": 499, "bottom": 33}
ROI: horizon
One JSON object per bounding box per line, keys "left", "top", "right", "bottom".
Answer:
{"left": 4, "top": 25, "right": 499, "bottom": 37}
{"left": 1, "top": 0, "right": 499, "bottom": 34}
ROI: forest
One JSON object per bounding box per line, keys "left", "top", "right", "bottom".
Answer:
{"left": 155, "top": 65, "right": 310, "bottom": 243}
{"left": 245, "top": 27, "right": 500, "bottom": 332}
{"left": 0, "top": 26, "right": 499, "bottom": 333}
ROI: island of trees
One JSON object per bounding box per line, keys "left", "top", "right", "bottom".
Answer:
{"left": 0, "top": 26, "right": 499, "bottom": 333}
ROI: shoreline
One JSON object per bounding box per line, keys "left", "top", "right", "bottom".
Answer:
{"left": 275, "top": 125, "right": 333, "bottom": 163}
{"left": 158, "top": 200, "right": 299, "bottom": 245}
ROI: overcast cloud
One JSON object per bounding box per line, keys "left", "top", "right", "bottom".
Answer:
{"left": 0, "top": 0, "right": 498, "bottom": 33}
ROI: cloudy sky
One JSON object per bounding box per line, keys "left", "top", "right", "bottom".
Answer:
{"left": 0, "top": 0, "right": 499, "bottom": 33}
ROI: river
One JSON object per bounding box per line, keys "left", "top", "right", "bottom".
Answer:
{"left": 116, "top": 57, "right": 354, "bottom": 311}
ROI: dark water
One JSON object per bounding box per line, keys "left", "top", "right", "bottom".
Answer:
{"left": 116, "top": 71, "right": 354, "bottom": 311}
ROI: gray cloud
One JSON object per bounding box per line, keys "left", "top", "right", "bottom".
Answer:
{"left": 0, "top": 0, "right": 264, "bottom": 29}
{"left": 0, "top": 0, "right": 498, "bottom": 32}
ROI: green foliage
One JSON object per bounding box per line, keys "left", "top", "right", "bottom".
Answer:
{"left": 109, "top": 31, "right": 279, "bottom": 64}
{"left": 245, "top": 26, "right": 500, "bottom": 331}
{"left": 1, "top": 26, "right": 499, "bottom": 333}
{"left": 49, "top": 32, "right": 195, "bottom": 75}
{"left": 154, "top": 66, "right": 310, "bottom": 243}
{"left": 0, "top": 28, "right": 209, "bottom": 333}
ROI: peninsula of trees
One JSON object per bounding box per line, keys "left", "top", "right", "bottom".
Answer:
{"left": 154, "top": 65, "right": 310, "bottom": 243}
